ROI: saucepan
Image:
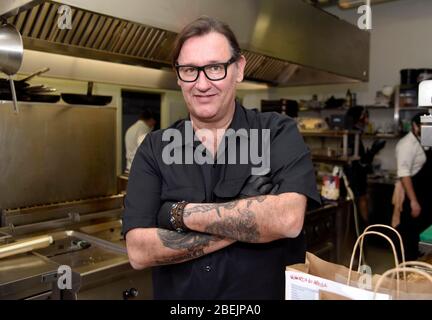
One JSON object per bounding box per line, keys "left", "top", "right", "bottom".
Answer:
{"left": 0, "top": 23, "right": 24, "bottom": 113}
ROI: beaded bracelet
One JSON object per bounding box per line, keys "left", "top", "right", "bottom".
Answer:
{"left": 169, "top": 201, "right": 189, "bottom": 233}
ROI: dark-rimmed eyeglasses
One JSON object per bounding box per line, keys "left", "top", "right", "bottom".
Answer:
{"left": 175, "top": 57, "right": 237, "bottom": 82}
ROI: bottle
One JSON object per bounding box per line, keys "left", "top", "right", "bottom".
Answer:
{"left": 346, "top": 89, "right": 352, "bottom": 108}
{"left": 352, "top": 92, "right": 357, "bottom": 107}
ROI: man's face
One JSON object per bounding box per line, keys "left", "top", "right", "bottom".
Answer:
{"left": 176, "top": 32, "right": 246, "bottom": 124}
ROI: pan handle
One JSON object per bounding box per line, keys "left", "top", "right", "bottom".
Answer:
{"left": 9, "top": 76, "right": 18, "bottom": 114}
{"left": 87, "top": 81, "right": 94, "bottom": 96}
{"left": 19, "top": 67, "right": 50, "bottom": 83}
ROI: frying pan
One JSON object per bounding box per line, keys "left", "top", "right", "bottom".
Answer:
{"left": 61, "top": 81, "right": 112, "bottom": 106}
{"left": 0, "top": 23, "right": 23, "bottom": 113}
{"left": 0, "top": 67, "right": 50, "bottom": 90}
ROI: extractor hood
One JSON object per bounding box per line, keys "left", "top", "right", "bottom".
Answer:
{"left": 5, "top": 0, "right": 370, "bottom": 87}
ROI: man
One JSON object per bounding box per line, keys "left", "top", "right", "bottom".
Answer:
{"left": 395, "top": 113, "right": 432, "bottom": 260}
{"left": 123, "top": 16, "right": 320, "bottom": 299}
{"left": 124, "top": 110, "right": 156, "bottom": 173}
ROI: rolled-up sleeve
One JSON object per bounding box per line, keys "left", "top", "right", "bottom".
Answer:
{"left": 396, "top": 138, "right": 415, "bottom": 177}
{"left": 122, "top": 133, "right": 162, "bottom": 236}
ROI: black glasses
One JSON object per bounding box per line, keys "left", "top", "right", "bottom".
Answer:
{"left": 175, "top": 57, "right": 237, "bottom": 82}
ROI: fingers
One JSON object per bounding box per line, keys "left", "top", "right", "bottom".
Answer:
{"left": 269, "top": 184, "right": 280, "bottom": 195}
{"left": 258, "top": 183, "right": 272, "bottom": 194}
{"left": 254, "top": 176, "right": 271, "bottom": 188}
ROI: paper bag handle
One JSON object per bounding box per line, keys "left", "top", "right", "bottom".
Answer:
{"left": 373, "top": 267, "right": 432, "bottom": 300}
{"left": 359, "top": 224, "right": 406, "bottom": 271}
{"left": 348, "top": 231, "right": 400, "bottom": 287}
{"left": 398, "top": 261, "right": 432, "bottom": 270}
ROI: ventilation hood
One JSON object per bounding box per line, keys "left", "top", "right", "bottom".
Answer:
{"left": 4, "top": 0, "right": 369, "bottom": 87}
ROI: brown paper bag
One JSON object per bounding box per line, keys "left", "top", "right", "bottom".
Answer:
{"left": 286, "top": 224, "right": 432, "bottom": 300}
{"left": 286, "top": 252, "right": 392, "bottom": 300}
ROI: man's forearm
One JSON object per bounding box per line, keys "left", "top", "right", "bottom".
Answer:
{"left": 401, "top": 176, "right": 417, "bottom": 202}
{"left": 183, "top": 193, "right": 306, "bottom": 243}
{"left": 126, "top": 228, "right": 235, "bottom": 269}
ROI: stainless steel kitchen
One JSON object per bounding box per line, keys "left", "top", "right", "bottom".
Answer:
{"left": 0, "top": 0, "right": 432, "bottom": 303}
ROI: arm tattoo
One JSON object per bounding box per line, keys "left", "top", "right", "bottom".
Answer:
{"left": 205, "top": 208, "right": 260, "bottom": 242}
{"left": 157, "top": 229, "right": 219, "bottom": 250}
{"left": 155, "top": 229, "right": 222, "bottom": 264}
{"left": 183, "top": 196, "right": 267, "bottom": 217}
{"left": 183, "top": 200, "right": 239, "bottom": 218}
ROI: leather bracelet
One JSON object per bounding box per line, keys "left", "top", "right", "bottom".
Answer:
{"left": 169, "top": 201, "right": 189, "bottom": 233}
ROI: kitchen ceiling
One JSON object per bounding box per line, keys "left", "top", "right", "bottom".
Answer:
{"left": 5, "top": 0, "right": 370, "bottom": 87}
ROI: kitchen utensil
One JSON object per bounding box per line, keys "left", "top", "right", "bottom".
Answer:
{"left": 0, "top": 67, "right": 50, "bottom": 90}
{"left": 61, "top": 81, "right": 112, "bottom": 106}
{"left": 0, "top": 23, "right": 23, "bottom": 113}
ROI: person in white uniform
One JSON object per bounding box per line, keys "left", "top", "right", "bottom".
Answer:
{"left": 125, "top": 110, "right": 156, "bottom": 173}
{"left": 395, "top": 112, "right": 432, "bottom": 260}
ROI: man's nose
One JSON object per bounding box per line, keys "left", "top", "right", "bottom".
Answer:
{"left": 194, "top": 70, "right": 212, "bottom": 91}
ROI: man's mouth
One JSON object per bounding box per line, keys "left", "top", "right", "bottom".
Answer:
{"left": 194, "top": 94, "right": 217, "bottom": 102}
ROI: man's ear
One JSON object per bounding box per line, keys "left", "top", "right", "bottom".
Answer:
{"left": 235, "top": 55, "right": 246, "bottom": 83}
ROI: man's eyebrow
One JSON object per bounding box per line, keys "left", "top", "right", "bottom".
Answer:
{"left": 177, "top": 59, "right": 226, "bottom": 66}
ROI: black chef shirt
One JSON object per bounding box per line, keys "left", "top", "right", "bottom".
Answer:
{"left": 123, "top": 102, "right": 320, "bottom": 300}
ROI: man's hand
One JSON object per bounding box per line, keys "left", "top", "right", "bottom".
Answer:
{"left": 239, "top": 175, "right": 279, "bottom": 198}
{"left": 410, "top": 200, "right": 421, "bottom": 218}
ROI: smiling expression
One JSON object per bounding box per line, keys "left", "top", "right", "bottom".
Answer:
{"left": 176, "top": 32, "right": 246, "bottom": 125}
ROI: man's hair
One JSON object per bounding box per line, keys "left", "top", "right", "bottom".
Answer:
{"left": 345, "top": 106, "right": 367, "bottom": 129}
{"left": 171, "top": 16, "right": 242, "bottom": 66}
{"left": 139, "top": 109, "right": 154, "bottom": 121}
{"left": 411, "top": 112, "right": 423, "bottom": 126}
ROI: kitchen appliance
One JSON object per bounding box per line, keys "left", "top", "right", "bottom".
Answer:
{"left": 0, "top": 23, "right": 23, "bottom": 113}
{"left": 329, "top": 114, "right": 346, "bottom": 130}
{"left": 400, "top": 69, "right": 419, "bottom": 86}
{"left": 0, "top": 195, "right": 153, "bottom": 300}
{"left": 61, "top": 82, "right": 112, "bottom": 106}
{"left": 5, "top": 0, "right": 369, "bottom": 87}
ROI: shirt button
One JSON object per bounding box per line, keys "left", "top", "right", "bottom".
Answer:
{"left": 204, "top": 265, "right": 212, "bottom": 272}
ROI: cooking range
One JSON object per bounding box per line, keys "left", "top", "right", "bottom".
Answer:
{"left": 0, "top": 195, "right": 152, "bottom": 300}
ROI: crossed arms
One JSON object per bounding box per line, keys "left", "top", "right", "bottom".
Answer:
{"left": 126, "top": 192, "right": 306, "bottom": 270}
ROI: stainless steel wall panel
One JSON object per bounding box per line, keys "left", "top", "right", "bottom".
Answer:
{"left": 0, "top": 102, "right": 117, "bottom": 209}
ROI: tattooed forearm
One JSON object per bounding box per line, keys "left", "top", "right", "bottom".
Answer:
{"left": 183, "top": 201, "right": 239, "bottom": 218}
{"left": 184, "top": 196, "right": 267, "bottom": 218}
{"left": 204, "top": 208, "right": 260, "bottom": 242}
{"left": 246, "top": 195, "right": 266, "bottom": 208}
{"left": 157, "top": 229, "right": 220, "bottom": 250}
{"left": 155, "top": 247, "right": 205, "bottom": 265}
{"left": 156, "top": 229, "right": 224, "bottom": 264}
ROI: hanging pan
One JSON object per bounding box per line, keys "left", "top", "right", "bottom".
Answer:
{"left": 0, "top": 23, "right": 23, "bottom": 113}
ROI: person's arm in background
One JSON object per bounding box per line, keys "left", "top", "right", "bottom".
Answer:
{"left": 400, "top": 176, "right": 421, "bottom": 218}
{"left": 396, "top": 138, "right": 421, "bottom": 218}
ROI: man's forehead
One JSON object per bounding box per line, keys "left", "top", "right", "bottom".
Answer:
{"left": 177, "top": 32, "right": 231, "bottom": 64}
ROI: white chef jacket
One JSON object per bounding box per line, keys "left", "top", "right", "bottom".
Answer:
{"left": 396, "top": 131, "right": 427, "bottom": 178}
{"left": 125, "top": 120, "right": 152, "bottom": 172}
